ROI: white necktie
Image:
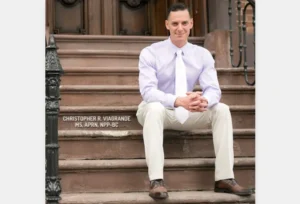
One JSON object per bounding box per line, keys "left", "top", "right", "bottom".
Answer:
{"left": 175, "top": 50, "right": 189, "bottom": 124}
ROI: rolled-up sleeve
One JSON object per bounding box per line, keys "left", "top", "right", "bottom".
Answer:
{"left": 199, "top": 49, "right": 222, "bottom": 108}
{"left": 138, "top": 47, "right": 177, "bottom": 108}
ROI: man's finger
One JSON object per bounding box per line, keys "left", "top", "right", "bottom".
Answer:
{"left": 189, "top": 100, "right": 201, "bottom": 107}
{"left": 190, "top": 109, "right": 198, "bottom": 112}
{"left": 199, "top": 96, "right": 208, "bottom": 102}
{"left": 189, "top": 107, "right": 207, "bottom": 112}
{"left": 198, "top": 107, "right": 208, "bottom": 112}
{"left": 189, "top": 105, "right": 198, "bottom": 110}
{"left": 198, "top": 101, "right": 208, "bottom": 107}
{"left": 188, "top": 94, "right": 199, "bottom": 101}
{"left": 189, "top": 106, "right": 200, "bottom": 112}
{"left": 186, "top": 91, "right": 202, "bottom": 95}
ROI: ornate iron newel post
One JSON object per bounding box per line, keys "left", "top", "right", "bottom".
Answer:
{"left": 45, "top": 35, "right": 63, "bottom": 204}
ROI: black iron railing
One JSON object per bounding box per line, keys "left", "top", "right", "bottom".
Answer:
{"left": 45, "top": 35, "right": 63, "bottom": 204}
{"left": 228, "top": 0, "right": 255, "bottom": 86}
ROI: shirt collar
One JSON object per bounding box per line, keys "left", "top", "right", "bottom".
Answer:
{"left": 167, "top": 37, "right": 190, "bottom": 56}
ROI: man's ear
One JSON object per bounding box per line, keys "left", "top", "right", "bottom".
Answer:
{"left": 190, "top": 18, "right": 194, "bottom": 29}
{"left": 165, "top": 20, "right": 170, "bottom": 30}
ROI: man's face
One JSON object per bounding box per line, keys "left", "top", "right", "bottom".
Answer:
{"left": 165, "top": 9, "right": 193, "bottom": 43}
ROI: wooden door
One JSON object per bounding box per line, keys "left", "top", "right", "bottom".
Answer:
{"left": 46, "top": 0, "right": 88, "bottom": 34}
{"left": 151, "top": 0, "right": 208, "bottom": 36}
{"left": 46, "top": 0, "right": 208, "bottom": 36}
{"left": 116, "top": 0, "right": 208, "bottom": 36}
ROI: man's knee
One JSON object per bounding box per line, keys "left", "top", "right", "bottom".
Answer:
{"left": 212, "top": 103, "right": 230, "bottom": 114}
{"left": 137, "top": 102, "right": 166, "bottom": 125}
{"left": 145, "top": 102, "right": 166, "bottom": 114}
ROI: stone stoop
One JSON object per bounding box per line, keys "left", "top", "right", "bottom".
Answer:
{"left": 58, "top": 105, "right": 255, "bottom": 130}
{"left": 61, "top": 191, "right": 255, "bottom": 204}
{"left": 57, "top": 49, "right": 215, "bottom": 68}
{"left": 55, "top": 34, "right": 256, "bottom": 203}
{"left": 58, "top": 129, "right": 255, "bottom": 160}
{"left": 60, "top": 67, "right": 255, "bottom": 86}
{"left": 59, "top": 158, "right": 254, "bottom": 193}
{"left": 54, "top": 35, "right": 205, "bottom": 51}
{"left": 59, "top": 85, "right": 255, "bottom": 106}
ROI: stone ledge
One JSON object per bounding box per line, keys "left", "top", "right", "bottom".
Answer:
{"left": 61, "top": 191, "right": 255, "bottom": 204}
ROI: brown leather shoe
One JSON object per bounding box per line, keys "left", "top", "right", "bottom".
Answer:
{"left": 214, "top": 179, "right": 253, "bottom": 196}
{"left": 149, "top": 179, "right": 168, "bottom": 199}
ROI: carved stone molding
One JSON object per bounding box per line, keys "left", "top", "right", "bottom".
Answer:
{"left": 121, "top": 0, "right": 149, "bottom": 9}
{"left": 143, "top": 29, "right": 151, "bottom": 36}
{"left": 59, "top": 0, "right": 81, "bottom": 7}
{"left": 119, "top": 29, "right": 128, "bottom": 35}
{"left": 127, "top": 0, "right": 141, "bottom": 7}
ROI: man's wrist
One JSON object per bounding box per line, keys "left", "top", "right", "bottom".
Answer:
{"left": 174, "top": 97, "right": 183, "bottom": 107}
{"left": 202, "top": 95, "right": 209, "bottom": 103}
{"left": 201, "top": 96, "right": 209, "bottom": 108}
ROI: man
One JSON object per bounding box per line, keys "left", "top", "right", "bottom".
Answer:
{"left": 136, "top": 2, "right": 253, "bottom": 200}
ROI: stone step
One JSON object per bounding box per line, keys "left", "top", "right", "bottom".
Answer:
{"left": 58, "top": 105, "right": 255, "bottom": 130}
{"left": 61, "top": 191, "right": 255, "bottom": 204}
{"left": 57, "top": 50, "right": 215, "bottom": 68}
{"left": 60, "top": 67, "right": 255, "bottom": 86}
{"left": 59, "top": 158, "right": 255, "bottom": 193}
{"left": 58, "top": 50, "right": 140, "bottom": 68}
{"left": 60, "top": 85, "right": 255, "bottom": 106}
{"left": 54, "top": 35, "right": 205, "bottom": 51}
{"left": 59, "top": 129, "right": 255, "bottom": 160}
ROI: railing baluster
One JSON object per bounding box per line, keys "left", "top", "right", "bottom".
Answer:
{"left": 243, "top": 2, "right": 255, "bottom": 85}
{"left": 252, "top": 2, "right": 255, "bottom": 68}
{"left": 45, "top": 35, "right": 64, "bottom": 204}
{"left": 228, "top": 0, "right": 255, "bottom": 86}
{"left": 229, "top": 0, "right": 243, "bottom": 67}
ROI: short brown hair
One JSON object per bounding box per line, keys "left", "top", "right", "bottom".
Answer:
{"left": 166, "top": 3, "right": 192, "bottom": 19}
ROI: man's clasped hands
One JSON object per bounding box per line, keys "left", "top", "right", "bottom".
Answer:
{"left": 174, "top": 91, "right": 208, "bottom": 112}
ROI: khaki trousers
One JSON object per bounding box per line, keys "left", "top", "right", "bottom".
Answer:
{"left": 136, "top": 101, "right": 235, "bottom": 181}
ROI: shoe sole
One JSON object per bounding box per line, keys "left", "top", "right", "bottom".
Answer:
{"left": 214, "top": 188, "right": 253, "bottom": 196}
{"left": 149, "top": 192, "right": 169, "bottom": 199}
